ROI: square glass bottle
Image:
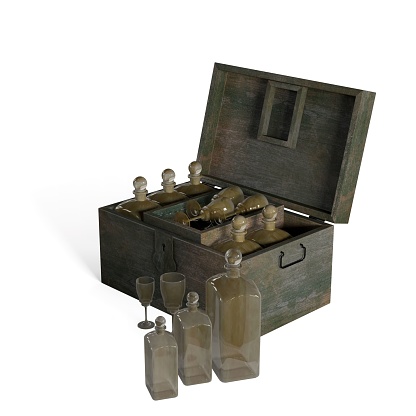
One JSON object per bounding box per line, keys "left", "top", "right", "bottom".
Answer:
{"left": 174, "top": 161, "right": 214, "bottom": 197}
{"left": 206, "top": 248, "right": 261, "bottom": 382}
{"left": 246, "top": 204, "right": 291, "bottom": 247}
{"left": 212, "top": 215, "right": 262, "bottom": 255}
{"left": 147, "top": 168, "right": 188, "bottom": 206}
{"left": 173, "top": 291, "right": 212, "bottom": 385}
{"left": 115, "top": 176, "right": 160, "bottom": 220}
{"left": 144, "top": 316, "right": 178, "bottom": 400}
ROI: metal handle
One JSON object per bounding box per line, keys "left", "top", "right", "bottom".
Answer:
{"left": 279, "top": 244, "right": 306, "bottom": 269}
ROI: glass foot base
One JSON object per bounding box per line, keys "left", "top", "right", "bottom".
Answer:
{"left": 138, "top": 320, "right": 155, "bottom": 330}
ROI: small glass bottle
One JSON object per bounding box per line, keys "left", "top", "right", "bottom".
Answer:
{"left": 174, "top": 196, "right": 235, "bottom": 226}
{"left": 211, "top": 185, "right": 244, "bottom": 206}
{"left": 114, "top": 176, "right": 160, "bottom": 220}
{"left": 144, "top": 316, "right": 178, "bottom": 400}
{"left": 246, "top": 204, "right": 291, "bottom": 247}
{"left": 147, "top": 168, "right": 188, "bottom": 206}
{"left": 233, "top": 193, "right": 269, "bottom": 216}
{"left": 212, "top": 215, "right": 262, "bottom": 255}
{"left": 173, "top": 292, "right": 212, "bottom": 385}
{"left": 206, "top": 249, "right": 261, "bottom": 382}
{"left": 174, "top": 161, "right": 214, "bottom": 197}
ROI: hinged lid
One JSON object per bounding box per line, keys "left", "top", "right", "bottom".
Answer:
{"left": 197, "top": 63, "right": 375, "bottom": 223}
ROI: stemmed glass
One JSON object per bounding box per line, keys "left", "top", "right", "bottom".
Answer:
{"left": 160, "top": 272, "right": 186, "bottom": 315}
{"left": 136, "top": 276, "right": 155, "bottom": 329}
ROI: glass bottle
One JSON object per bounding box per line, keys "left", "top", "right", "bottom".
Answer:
{"left": 173, "top": 197, "right": 235, "bottom": 226}
{"left": 147, "top": 168, "right": 188, "bottom": 206}
{"left": 173, "top": 292, "right": 212, "bottom": 385}
{"left": 115, "top": 176, "right": 160, "bottom": 220}
{"left": 211, "top": 185, "right": 244, "bottom": 206}
{"left": 144, "top": 316, "right": 178, "bottom": 400}
{"left": 206, "top": 248, "right": 261, "bottom": 382}
{"left": 174, "top": 161, "right": 214, "bottom": 197}
{"left": 212, "top": 215, "right": 262, "bottom": 255}
{"left": 233, "top": 193, "right": 269, "bottom": 216}
{"left": 246, "top": 204, "right": 292, "bottom": 247}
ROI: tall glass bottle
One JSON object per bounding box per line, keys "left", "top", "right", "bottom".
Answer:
{"left": 174, "top": 161, "right": 214, "bottom": 197}
{"left": 147, "top": 168, "right": 188, "bottom": 206}
{"left": 246, "top": 204, "right": 291, "bottom": 247}
{"left": 115, "top": 176, "right": 160, "bottom": 220}
{"left": 206, "top": 249, "right": 261, "bottom": 382}
{"left": 212, "top": 215, "right": 262, "bottom": 255}
{"left": 144, "top": 316, "right": 178, "bottom": 400}
{"left": 173, "top": 292, "right": 212, "bottom": 385}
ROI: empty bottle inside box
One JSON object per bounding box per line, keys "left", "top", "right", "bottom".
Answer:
{"left": 146, "top": 186, "right": 296, "bottom": 255}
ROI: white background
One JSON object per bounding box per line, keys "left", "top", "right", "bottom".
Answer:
{"left": 1, "top": 1, "right": 415, "bottom": 415}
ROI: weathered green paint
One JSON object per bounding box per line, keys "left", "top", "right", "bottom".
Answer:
{"left": 100, "top": 203, "right": 331, "bottom": 335}
{"left": 197, "top": 63, "right": 375, "bottom": 223}
{"left": 99, "top": 63, "right": 375, "bottom": 335}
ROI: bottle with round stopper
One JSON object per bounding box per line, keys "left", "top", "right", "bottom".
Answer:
{"left": 144, "top": 316, "right": 178, "bottom": 400}
{"left": 233, "top": 193, "right": 269, "bottom": 216}
{"left": 147, "top": 169, "right": 188, "bottom": 206}
{"left": 172, "top": 292, "right": 212, "bottom": 385}
{"left": 173, "top": 196, "right": 235, "bottom": 226}
{"left": 174, "top": 161, "right": 214, "bottom": 197}
{"left": 206, "top": 249, "right": 261, "bottom": 382}
{"left": 246, "top": 204, "right": 292, "bottom": 247}
{"left": 212, "top": 215, "right": 262, "bottom": 255}
{"left": 115, "top": 176, "right": 160, "bottom": 220}
{"left": 211, "top": 185, "right": 244, "bottom": 206}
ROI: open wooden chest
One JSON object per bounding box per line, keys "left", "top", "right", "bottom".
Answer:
{"left": 99, "top": 63, "right": 375, "bottom": 335}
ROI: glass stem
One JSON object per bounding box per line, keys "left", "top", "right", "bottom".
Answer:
{"left": 144, "top": 306, "right": 148, "bottom": 323}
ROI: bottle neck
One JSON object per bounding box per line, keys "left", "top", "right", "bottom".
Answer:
{"left": 199, "top": 208, "right": 210, "bottom": 221}
{"left": 235, "top": 204, "right": 246, "bottom": 215}
{"left": 134, "top": 191, "right": 147, "bottom": 201}
{"left": 225, "top": 265, "right": 241, "bottom": 278}
{"left": 263, "top": 220, "right": 276, "bottom": 231}
{"left": 190, "top": 176, "right": 201, "bottom": 185}
{"left": 187, "top": 303, "right": 199, "bottom": 312}
{"left": 232, "top": 231, "right": 246, "bottom": 243}
{"left": 162, "top": 183, "right": 175, "bottom": 193}
{"left": 155, "top": 326, "right": 165, "bottom": 335}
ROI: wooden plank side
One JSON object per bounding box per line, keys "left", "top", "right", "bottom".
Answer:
{"left": 100, "top": 203, "right": 332, "bottom": 334}
{"left": 215, "top": 63, "right": 365, "bottom": 96}
{"left": 172, "top": 238, "right": 224, "bottom": 309}
{"left": 243, "top": 222, "right": 333, "bottom": 335}
{"left": 99, "top": 207, "right": 160, "bottom": 301}
{"left": 198, "top": 63, "right": 227, "bottom": 174}
{"left": 332, "top": 91, "right": 376, "bottom": 223}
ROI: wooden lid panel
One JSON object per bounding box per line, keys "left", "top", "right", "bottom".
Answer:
{"left": 198, "top": 64, "right": 375, "bottom": 223}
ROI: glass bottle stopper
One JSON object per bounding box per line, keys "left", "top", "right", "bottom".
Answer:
{"left": 133, "top": 176, "right": 148, "bottom": 200}
{"left": 188, "top": 161, "right": 203, "bottom": 184}
{"left": 231, "top": 215, "right": 248, "bottom": 241}
{"left": 162, "top": 169, "right": 175, "bottom": 185}
{"left": 186, "top": 291, "right": 199, "bottom": 309}
{"left": 263, "top": 204, "right": 277, "bottom": 221}
{"left": 224, "top": 248, "right": 243, "bottom": 269}
{"left": 155, "top": 316, "right": 166, "bottom": 333}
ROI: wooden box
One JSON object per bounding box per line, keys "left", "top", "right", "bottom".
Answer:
{"left": 99, "top": 63, "right": 375, "bottom": 335}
